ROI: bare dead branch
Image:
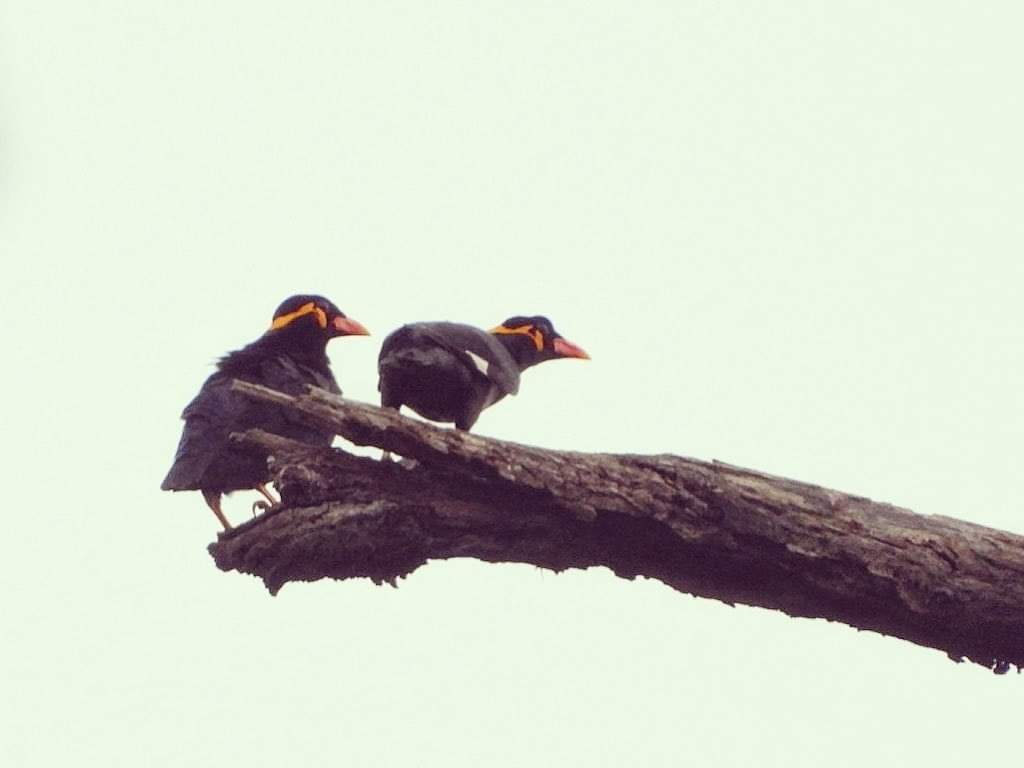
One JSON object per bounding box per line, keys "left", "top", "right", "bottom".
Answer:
{"left": 208, "top": 381, "right": 1024, "bottom": 673}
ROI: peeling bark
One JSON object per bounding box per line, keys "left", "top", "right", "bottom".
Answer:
{"left": 208, "top": 381, "right": 1024, "bottom": 673}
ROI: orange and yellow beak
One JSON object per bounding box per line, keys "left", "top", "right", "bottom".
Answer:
{"left": 332, "top": 316, "right": 370, "bottom": 336}
{"left": 553, "top": 337, "right": 590, "bottom": 360}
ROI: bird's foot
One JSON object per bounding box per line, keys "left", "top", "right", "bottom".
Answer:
{"left": 252, "top": 499, "right": 279, "bottom": 516}
{"left": 252, "top": 483, "right": 280, "bottom": 516}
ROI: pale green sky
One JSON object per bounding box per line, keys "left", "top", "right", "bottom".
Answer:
{"left": 3, "top": 2, "right": 1022, "bottom": 766}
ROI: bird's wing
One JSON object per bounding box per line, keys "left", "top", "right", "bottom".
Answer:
{"left": 161, "top": 354, "right": 343, "bottom": 491}
{"left": 403, "top": 322, "right": 521, "bottom": 396}
{"left": 160, "top": 373, "right": 245, "bottom": 490}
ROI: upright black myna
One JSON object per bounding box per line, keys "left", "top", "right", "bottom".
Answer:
{"left": 378, "top": 315, "right": 588, "bottom": 431}
{"left": 161, "top": 295, "right": 369, "bottom": 528}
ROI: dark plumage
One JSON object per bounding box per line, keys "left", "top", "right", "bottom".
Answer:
{"left": 378, "top": 315, "right": 588, "bottom": 431}
{"left": 161, "top": 295, "right": 369, "bottom": 528}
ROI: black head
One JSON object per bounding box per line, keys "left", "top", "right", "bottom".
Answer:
{"left": 490, "top": 315, "right": 589, "bottom": 368}
{"left": 268, "top": 294, "right": 370, "bottom": 339}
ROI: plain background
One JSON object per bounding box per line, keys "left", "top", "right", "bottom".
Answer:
{"left": 2, "top": 2, "right": 1021, "bottom": 766}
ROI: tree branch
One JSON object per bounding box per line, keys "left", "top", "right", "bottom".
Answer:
{"left": 208, "top": 381, "right": 1024, "bottom": 673}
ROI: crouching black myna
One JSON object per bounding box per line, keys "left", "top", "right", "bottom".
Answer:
{"left": 378, "top": 315, "right": 588, "bottom": 431}
{"left": 161, "top": 295, "right": 369, "bottom": 529}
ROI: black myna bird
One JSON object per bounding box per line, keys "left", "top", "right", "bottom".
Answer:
{"left": 161, "top": 295, "right": 369, "bottom": 529}
{"left": 378, "top": 315, "right": 588, "bottom": 431}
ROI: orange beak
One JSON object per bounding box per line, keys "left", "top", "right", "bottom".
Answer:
{"left": 332, "top": 316, "right": 370, "bottom": 336}
{"left": 553, "top": 337, "right": 590, "bottom": 360}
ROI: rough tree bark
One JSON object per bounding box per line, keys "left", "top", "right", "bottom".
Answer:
{"left": 209, "top": 381, "right": 1024, "bottom": 673}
